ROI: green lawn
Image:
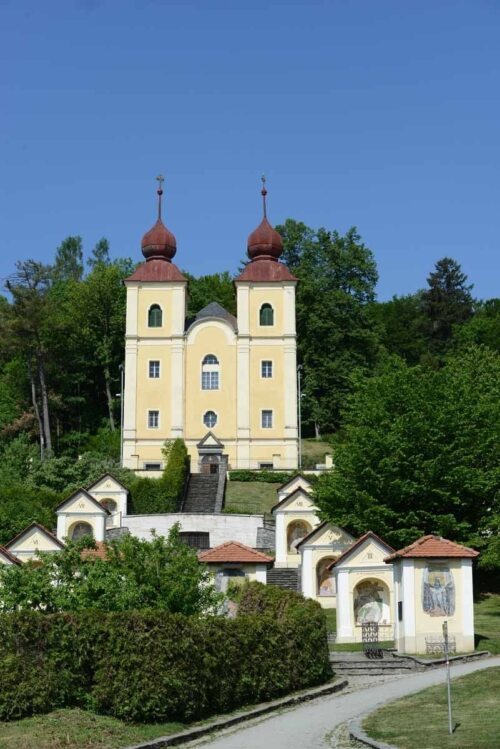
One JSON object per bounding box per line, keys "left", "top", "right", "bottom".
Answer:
{"left": 0, "top": 708, "right": 185, "bottom": 749}
{"left": 474, "top": 593, "right": 500, "bottom": 654}
{"left": 301, "top": 438, "right": 332, "bottom": 469}
{"left": 363, "top": 666, "right": 500, "bottom": 749}
{"left": 224, "top": 481, "right": 278, "bottom": 514}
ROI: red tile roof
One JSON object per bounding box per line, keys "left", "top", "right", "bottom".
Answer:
{"left": 235, "top": 258, "right": 297, "bottom": 283}
{"left": 0, "top": 545, "right": 21, "bottom": 565}
{"left": 198, "top": 541, "right": 273, "bottom": 564}
{"left": 81, "top": 542, "right": 109, "bottom": 561}
{"left": 385, "top": 535, "right": 479, "bottom": 561}
{"left": 125, "top": 258, "right": 187, "bottom": 283}
{"left": 328, "top": 531, "right": 395, "bottom": 570}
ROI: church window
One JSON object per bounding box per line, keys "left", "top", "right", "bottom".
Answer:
{"left": 261, "top": 409, "right": 273, "bottom": 428}
{"left": 144, "top": 462, "right": 162, "bottom": 471}
{"left": 259, "top": 303, "right": 274, "bottom": 326}
{"left": 70, "top": 522, "right": 94, "bottom": 541}
{"left": 203, "top": 410, "right": 217, "bottom": 429}
{"left": 148, "top": 410, "right": 159, "bottom": 428}
{"left": 148, "top": 304, "right": 163, "bottom": 327}
{"left": 149, "top": 360, "right": 160, "bottom": 378}
{"left": 261, "top": 360, "right": 273, "bottom": 378}
{"left": 201, "top": 354, "right": 220, "bottom": 390}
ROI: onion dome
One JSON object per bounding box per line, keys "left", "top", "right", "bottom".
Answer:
{"left": 247, "top": 176, "right": 283, "bottom": 260}
{"left": 141, "top": 176, "right": 177, "bottom": 261}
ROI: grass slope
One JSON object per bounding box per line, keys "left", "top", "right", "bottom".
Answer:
{"left": 0, "top": 709, "right": 184, "bottom": 749}
{"left": 363, "top": 666, "right": 500, "bottom": 749}
{"left": 474, "top": 593, "right": 500, "bottom": 654}
{"left": 224, "top": 481, "right": 278, "bottom": 514}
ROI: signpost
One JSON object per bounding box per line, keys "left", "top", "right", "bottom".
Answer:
{"left": 443, "top": 621, "right": 454, "bottom": 734}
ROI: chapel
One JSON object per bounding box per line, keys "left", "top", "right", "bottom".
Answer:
{"left": 122, "top": 178, "right": 299, "bottom": 474}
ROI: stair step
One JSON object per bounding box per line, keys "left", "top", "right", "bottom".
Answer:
{"left": 266, "top": 568, "right": 299, "bottom": 591}
{"left": 183, "top": 474, "right": 220, "bottom": 513}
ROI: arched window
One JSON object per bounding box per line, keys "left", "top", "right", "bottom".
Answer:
{"left": 259, "top": 303, "right": 274, "bottom": 326}
{"left": 70, "top": 522, "right": 94, "bottom": 541}
{"left": 203, "top": 411, "right": 217, "bottom": 429}
{"left": 148, "top": 304, "right": 162, "bottom": 327}
{"left": 316, "top": 557, "right": 337, "bottom": 597}
{"left": 201, "top": 354, "right": 220, "bottom": 390}
{"left": 286, "top": 520, "right": 312, "bottom": 553}
{"left": 100, "top": 498, "right": 117, "bottom": 513}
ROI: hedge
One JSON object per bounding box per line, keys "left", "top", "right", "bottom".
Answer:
{"left": 130, "top": 439, "right": 189, "bottom": 514}
{"left": 0, "top": 586, "right": 331, "bottom": 723}
{"left": 229, "top": 470, "right": 297, "bottom": 484}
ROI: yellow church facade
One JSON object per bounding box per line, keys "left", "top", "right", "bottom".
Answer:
{"left": 122, "top": 180, "right": 299, "bottom": 473}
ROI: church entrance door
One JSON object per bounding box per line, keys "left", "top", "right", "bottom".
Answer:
{"left": 201, "top": 455, "right": 220, "bottom": 475}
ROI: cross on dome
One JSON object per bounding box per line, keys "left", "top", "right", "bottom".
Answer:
{"left": 141, "top": 175, "right": 177, "bottom": 261}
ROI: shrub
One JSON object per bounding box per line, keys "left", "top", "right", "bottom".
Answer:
{"left": 129, "top": 439, "right": 189, "bottom": 514}
{"left": 0, "top": 584, "right": 331, "bottom": 723}
{"left": 228, "top": 470, "right": 297, "bottom": 484}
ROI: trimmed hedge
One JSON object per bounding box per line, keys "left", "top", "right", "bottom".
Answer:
{"left": 130, "top": 439, "right": 189, "bottom": 514}
{"left": 0, "top": 586, "right": 331, "bottom": 723}
{"left": 229, "top": 470, "right": 297, "bottom": 484}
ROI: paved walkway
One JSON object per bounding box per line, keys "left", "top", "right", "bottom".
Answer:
{"left": 188, "top": 657, "right": 500, "bottom": 749}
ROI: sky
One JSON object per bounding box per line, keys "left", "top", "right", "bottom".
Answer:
{"left": 1, "top": 0, "right": 499, "bottom": 300}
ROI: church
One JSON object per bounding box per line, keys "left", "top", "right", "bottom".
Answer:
{"left": 0, "top": 180, "right": 479, "bottom": 655}
{"left": 122, "top": 178, "right": 299, "bottom": 474}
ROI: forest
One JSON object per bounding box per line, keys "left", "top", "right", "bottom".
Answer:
{"left": 0, "top": 223, "right": 498, "bottom": 571}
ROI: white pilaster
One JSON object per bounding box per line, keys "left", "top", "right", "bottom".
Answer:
{"left": 462, "top": 559, "right": 474, "bottom": 637}
{"left": 401, "top": 559, "right": 416, "bottom": 638}
{"left": 236, "top": 338, "right": 250, "bottom": 468}
{"left": 301, "top": 548, "right": 314, "bottom": 598}
{"left": 336, "top": 569, "right": 353, "bottom": 639}
{"left": 274, "top": 513, "right": 287, "bottom": 566}
{"left": 56, "top": 514, "right": 66, "bottom": 542}
{"left": 255, "top": 565, "right": 267, "bottom": 584}
{"left": 170, "top": 340, "right": 185, "bottom": 437}
{"left": 236, "top": 285, "right": 250, "bottom": 335}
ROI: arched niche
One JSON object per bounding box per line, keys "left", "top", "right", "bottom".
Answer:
{"left": 353, "top": 578, "right": 391, "bottom": 625}
{"left": 287, "top": 519, "right": 312, "bottom": 553}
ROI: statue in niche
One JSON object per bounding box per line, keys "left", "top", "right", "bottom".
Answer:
{"left": 354, "top": 581, "right": 384, "bottom": 624}
{"left": 422, "top": 565, "right": 455, "bottom": 617}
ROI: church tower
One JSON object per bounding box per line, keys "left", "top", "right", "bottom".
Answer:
{"left": 122, "top": 178, "right": 298, "bottom": 474}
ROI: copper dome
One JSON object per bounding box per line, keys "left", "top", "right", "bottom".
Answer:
{"left": 141, "top": 218, "right": 177, "bottom": 261}
{"left": 247, "top": 216, "right": 283, "bottom": 260}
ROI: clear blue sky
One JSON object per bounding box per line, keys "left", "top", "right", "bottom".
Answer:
{"left": 1, "top": 0, "right": 499, "bottom": 300}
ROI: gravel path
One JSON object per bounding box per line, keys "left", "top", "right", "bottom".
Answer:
{"left": 187, "top": 656, "right": 500, "bottom": 749}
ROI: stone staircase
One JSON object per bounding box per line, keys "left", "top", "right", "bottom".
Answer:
{"left": 266, "top": 567, "right": 300, "bottom": 592}
{"left": 183, "top": 475, "right": 219, "bottom": 513}
{"left": 329, "top": 651, "right": 416, "bottom": 676}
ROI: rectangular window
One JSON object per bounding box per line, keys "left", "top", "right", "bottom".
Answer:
{"left": 202, "top": 371, "right": 219, "bottom": 390}
{"left": 149, "top": 360, "right": 160, "bottom": 378}
{"left": 259, "top": 462, "right": 274, "bottom": 469}
{"left": 261, "top": 410, "right": 273, "bottom": 429}
{"left": 144, "top": 462, "right": 162, "bottom": 471}
{"left": 179, "top": 532, "right": 210, "bottom": 550}
{"left": 148, "top": 410, "right": 159, "bottom": 428}
{"left": 261, "top": 360, "right": 273, "bottom": 378}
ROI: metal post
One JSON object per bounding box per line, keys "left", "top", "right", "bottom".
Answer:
{"left": 297, "top": 365, "right": 302, "bottom": 470}
{"left": 443, "top": 621, "right": 453, "bottom": 734}
{"left": 119, "top": 363, "right": 125, "bottom": 467}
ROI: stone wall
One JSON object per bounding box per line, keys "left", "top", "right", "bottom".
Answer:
{"left": 125, "top": 512, "right": 265, "bottom": 548}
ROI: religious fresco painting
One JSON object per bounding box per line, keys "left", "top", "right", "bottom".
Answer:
{"left": 422, "top": 565, "right": 455, "bottom": 617}
{"left": 287, "top": 520, "right": 311, "bottom": 552}
{"left": 316, "top": 557, "right": 336, "bottom": 596}
{"left": 354, "top": 580, "right": 385, "bottom": 624}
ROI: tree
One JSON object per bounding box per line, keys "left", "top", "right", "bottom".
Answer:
{"left": 53, "top": 236, "right": 84, "bottom": 282}
{"left": 185, "top": 272, "right": 236, "bottom": 317}
{"left": 368, "top": 293, "right": 428, "bottom": 365}
{"left": 453, "top": 298, "right": 500, "bottom": 354}
{"left": 88, "top": 237, "right": 111, "bottom": 269}
{"left": 5, "top": 261, "right": 55, "bottom": 456}
{"left": 421, "top": 257, "right": 474, "bottom": 352}
{"left": 277, "top": 220, "right": 379, "bottom": 436}
{"left": 0, "top": 526, "right": 223, "bottom": 615}
{"left": 315, "top": 346, "right": 500, "bottom": 553}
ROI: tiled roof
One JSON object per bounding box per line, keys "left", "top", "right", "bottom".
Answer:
{"left": 0, "top": 545, "right": 21, "bottom": 565}
{"left": 198, "top": 541, "right": 273, "bottom": 564}
{"left": 385, "top": 535, "right": 479, "bottom": 561}
{"left": 235, "top": 259, "right": 297, "bottom": 283}
{"left": 125, "top": 258, "right": 187, "bottom": 283}
{"left": 328, "top": 531, "right": 394, "bottom": 569}
{"left": 81, "top": 542, "right": 108, "bottom": 561}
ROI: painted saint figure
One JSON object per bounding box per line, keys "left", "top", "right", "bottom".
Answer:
{"left": 422, "top": 566, "right": 455, "bottom": 617}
